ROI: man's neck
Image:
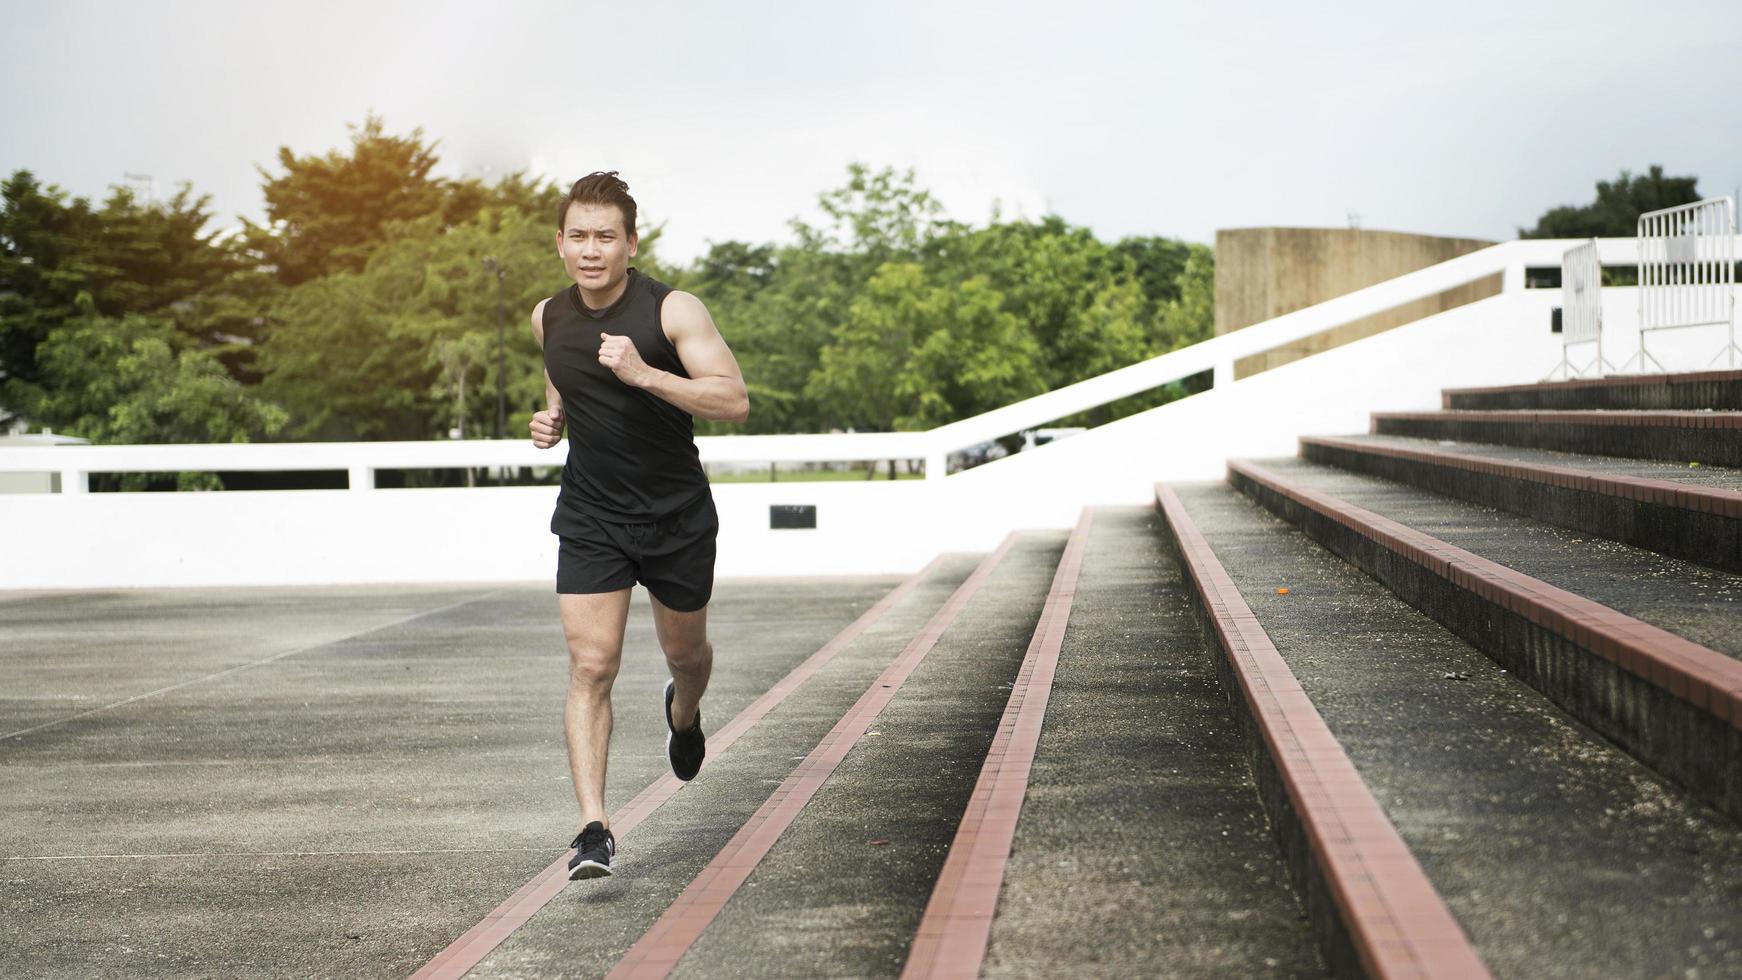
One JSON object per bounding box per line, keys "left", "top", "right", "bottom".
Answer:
{"left": 576, "top": 270, "right": 633, "bottom": 311}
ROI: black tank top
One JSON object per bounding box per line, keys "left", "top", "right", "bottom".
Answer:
{"left": 542, "top": 269, "right": 709, "bottom": 526}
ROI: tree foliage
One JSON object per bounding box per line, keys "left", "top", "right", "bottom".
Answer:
{"left": 255, "top": 206, "right": 581, "bottom": 441}
{"left": 1520, "top": 165, "right": 1702, "bottom": 239}
{"left": 6, "top": 123, "right": 1217, "bottom": 449}
{"left": 1, "top": 172, "right": 243, "bottom": 411}
{"left": 14, "top": 312, "right": 287, "bottom": 487}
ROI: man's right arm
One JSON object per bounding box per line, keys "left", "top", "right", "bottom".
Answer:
{"left": 529, "top": 299, "right": 565, "bottom": 449}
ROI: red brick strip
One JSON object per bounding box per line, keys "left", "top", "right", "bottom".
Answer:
{"left": 1156, "top": 484, "right": 1491, "bottom": 980}
{"left": 411, "top": 556, "right": 951, "bottom": 980}
{"left": 1230, "top": 460, "right": 1742, "bottom": 728}
{"left": 1301, "top": 435, "right": 1742, "bottom": 520}
{"left": 606, "top": 535, "right": 1024, "bottom": 979}
{"left": 901, "top": 510, "right": 1093, "bottom": 980}
{"left": 1374, "top": 409, "right": 1742, "bottom": 431}
{"left": 1442, "top": 369, "right": 1742, "bottom": 407}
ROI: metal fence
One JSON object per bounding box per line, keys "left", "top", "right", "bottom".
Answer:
{"left": 1633, "top": 196, "right": 1739, "bottom": 371}
{"left": 1550, "top": 239, "right": 1606, "bottom": 378}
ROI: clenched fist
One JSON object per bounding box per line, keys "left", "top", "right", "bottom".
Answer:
{"left": 529, "top": 404, "right": 564, "bottom": 449}
{"left": 598, "top": 332, "right": 660, "bottom": 388}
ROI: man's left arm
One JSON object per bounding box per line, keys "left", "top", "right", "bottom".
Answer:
{"left": 596, "top": 291, "right": 749, "bottom": 423}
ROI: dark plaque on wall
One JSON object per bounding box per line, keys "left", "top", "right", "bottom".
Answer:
{"left": 770, "top": 504, "right": 817, "bottom": 530}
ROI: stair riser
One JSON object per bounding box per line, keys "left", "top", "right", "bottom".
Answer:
{"left": 1158, "top": 499, "right": 1411, "bottom": 980}
{"left": 1446, "top": 375, "right": 1742, "bottom": 412}
{"left": 1372, "top": 417, "right": 1741, "bottom": 468}
{"left": 1300, "top": 442, "right": 1742, "bottom": 574}
{"left": 1231, "top": 469, "right": 1742, "bottom": 822}
{"left": 1174, "top": 572, "right": 1367, "bottom": 980}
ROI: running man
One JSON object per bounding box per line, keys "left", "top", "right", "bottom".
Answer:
{"left": 528, "top": 172, "right": 749, "bottom": 879}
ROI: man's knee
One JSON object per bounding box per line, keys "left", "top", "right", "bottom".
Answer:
{"left": 663, "top": 638, "right": 712, "bottom": 672}
{"left": 567, "top": 646, "right": 620, "bottom": 690}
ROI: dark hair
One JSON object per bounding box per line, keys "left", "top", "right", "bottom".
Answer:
{"left": 557, "top": 171, "right": 637, "bottom": 236}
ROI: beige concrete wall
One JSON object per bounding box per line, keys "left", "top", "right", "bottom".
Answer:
{"left": 1215, "top": 227, "right": 1496, "bottom": 378}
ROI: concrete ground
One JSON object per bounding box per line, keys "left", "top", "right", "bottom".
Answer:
{"left": 0, "top": 577, "right": 896, "bottom": 979}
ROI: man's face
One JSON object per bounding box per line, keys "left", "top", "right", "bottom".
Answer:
{"left": 556, "top": 202, "right": 638, "bottom": 293}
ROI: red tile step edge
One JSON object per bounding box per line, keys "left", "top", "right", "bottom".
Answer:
{"left": 1230, "top": 459, "right": 1742, "bottom": 730}
{"left": 901, "top": 509, "right": 1093, "bottom": 980}
{"left": 410, "top": 554, "right": 952, "bottom": 980}
{"left": 1373, "top": 410, "right": 1742, "bottom": 430}
{"left": 1442, "top": 369, "right": 1742, "bottom": 406}
{"left": 1155, "top": 484, "right": 1490, "bottom": 980}
{"left": 1300, "top": 435, "right": 1742, "bottom": 520}
{"left": 606, "top": 535, "right": 1025, "bottom": 980}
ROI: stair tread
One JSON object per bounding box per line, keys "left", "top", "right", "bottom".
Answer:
{"left": 1316, "top": 433, "right": 1742, "bottom": 494}
{"left": 464, "top": 557, "right": 986, "bottom": 979}
{"left": 1170, "top": 481, "right": 1742, "bottom": 979}
{"left": 668, "top": 534, "right": 1066, "bottom": 979}
{"left": 985, "top": 506, "right": 1320, "bottom": 977}
{"left": 1245, "top": 456, "right": 1742, "bottom": 661}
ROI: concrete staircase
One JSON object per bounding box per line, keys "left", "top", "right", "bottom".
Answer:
{"left": 413, "top": 370, "right": 1738, "bottom": 979}
{"left": 8, "top": 373, "right": 1738, "bottom": 979}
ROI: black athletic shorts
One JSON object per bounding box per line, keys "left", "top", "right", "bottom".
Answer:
{"left": 556, "top": 493, "right": 718, "bottom": 611}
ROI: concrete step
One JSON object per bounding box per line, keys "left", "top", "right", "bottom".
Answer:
{"left": 1228, "top": 457, "right": 1742, "bottom": 821}
{"left": 962, "top": 506, "right": 1322, "bottom": 978}
{"left": 1444, "top": 369, "right": 1742, "bottom": 411}
{"left": 1370, "top": 409, "right": 1742, "bottom": 468}
{"left": 1299, "top": 433, "right": 1742, "bottom": 573}
{"left": 640, "top": 533, "right": 1066, "bottom": 979}
{"left": 1163, "top": 480, "right": 1742, "bottom": 979}
{"left": 453, "top": 556, "right": 987, "bottom": 979}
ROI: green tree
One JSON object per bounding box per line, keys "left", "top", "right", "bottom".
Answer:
{"left": 256, "top": 203, "right": 647, "bottom": 441}
{"left": 1520, "top": 165, "right": 1702, "bottom": 238}
{"left": 14, "top": 312, "right": 287, "bottom": 485}
{"left": 245, "top": 115, "right": 464, "bottom": 286}
{"left": 806, "top": 262, "right": 1045, "bottom": 431}
{"left": 1, "top": 171, "right": 246, "bottom": 423}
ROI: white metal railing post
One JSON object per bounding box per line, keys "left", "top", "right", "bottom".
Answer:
{"left": 348, "top": 465, "right": 374, "bottom": 491}
{"left": 925, "top": 449, "right": 947, "bottom": 481}
{"left": 1502, "top": 261, "right": 1527, "bottom": 293}
{"left": 1630, "top": 196, "right": 1738, "bottom": 373}
{"left": 1213, "top": 361, "right": 1234, "bottom": 389}
{"left": 60, "top": 468, "right": 86, "bottom": 494}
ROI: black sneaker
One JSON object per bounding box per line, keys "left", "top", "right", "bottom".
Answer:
{"left": 567, "top": 821, "right": 615, "bottom": 880}
{"left": 664, "top": 679, "right": 706, "bottom": 781}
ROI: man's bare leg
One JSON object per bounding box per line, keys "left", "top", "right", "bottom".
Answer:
{"left": 559, "top": 589, "right": 631, "bottom": 831}
{"left": 651, "top": 596, "right": 712, "bottom": 731}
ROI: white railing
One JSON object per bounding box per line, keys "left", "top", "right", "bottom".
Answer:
{"left": 5, "top": 235, "right": 1635, "bottom": 586}
{"left": 1549, "top": 239, "right": 1607, "bottom": 379}
{"left": 1632, "top": 196, "right": 1740, "bottom": 372}
{"left": 0, "top": 236, "right": 1635, "bottom": 495}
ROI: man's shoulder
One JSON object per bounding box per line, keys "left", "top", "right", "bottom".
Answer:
{"left": 635, "top": 269, "right": 675, "bottom": 302}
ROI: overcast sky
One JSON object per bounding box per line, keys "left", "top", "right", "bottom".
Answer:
{"left": 3, "top": 0, "right": 1740, "bottom": 263}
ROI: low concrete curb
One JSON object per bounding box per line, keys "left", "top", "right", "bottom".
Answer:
{"left": 1156, "top": 483, "right": 1490, "bottom": 980}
